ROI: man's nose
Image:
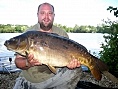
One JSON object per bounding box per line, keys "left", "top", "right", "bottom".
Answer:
{"left": 44, "top": 13, "right": 49, "bottom": 20}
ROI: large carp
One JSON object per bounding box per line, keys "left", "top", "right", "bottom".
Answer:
{"left": 4, "top": 31, "right": 108, "bottom": 80}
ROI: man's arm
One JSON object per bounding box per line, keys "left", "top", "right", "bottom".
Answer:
{"left": 15, "top": 54, "right": 41, "bottom": 70}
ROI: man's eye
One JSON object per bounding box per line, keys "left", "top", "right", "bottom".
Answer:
{"left": 49, "top": 12, "right": 53, "bottom": 15}
{"left": 40, "top": 12, "right": 45, "bottom": 14}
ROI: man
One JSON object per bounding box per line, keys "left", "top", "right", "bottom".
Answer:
{"left": 13, "top": 2, "right": 82, "bottom": 89}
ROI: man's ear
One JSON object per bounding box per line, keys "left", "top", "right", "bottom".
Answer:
{"left": 37, "top": 12, "right": 38, "bottom": 17}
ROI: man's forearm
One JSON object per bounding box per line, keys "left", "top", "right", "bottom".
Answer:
{"left": 15, "top": 57, "right": 31, "bottom": 70}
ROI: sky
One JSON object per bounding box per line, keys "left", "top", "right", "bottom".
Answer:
{"left": 0, "top": 0, "right": 118, "bottom": 27}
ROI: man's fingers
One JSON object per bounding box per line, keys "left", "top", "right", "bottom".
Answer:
{"left": 77, "top": 61, "right": 81, "bottom": 67}
{"left": 28, "top": 54, "right": 34, "bottom": 60}
{"left": 27, "top": 54, "right": 42, "bottom": 66}
{"left": 67, "top": 59, "right": 81, "bottom": 69}
{"left": 74, "top": 59, "right": 81, "bottom": 67}
{"left": 67, "top": 61, "right": 73, "bottom": 69}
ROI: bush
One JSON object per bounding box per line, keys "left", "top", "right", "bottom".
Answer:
{"left": 99, "top": 6, "right": 118, "bottom": 77}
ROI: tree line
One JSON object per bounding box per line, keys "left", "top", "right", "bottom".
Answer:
{"left": 0, "top": 24, "right": 29, "bottom": 33}
{"left": 0, "top": 23, "right": 116, "bottom": 33}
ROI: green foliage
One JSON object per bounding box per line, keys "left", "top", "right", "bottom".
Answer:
{"left": 1, "top": 23, "right": 117, "bottom": 33}
{"left": 54, "top": 23, "right": 73, "bottom": 33}
{"left": 107, "top": 6, "right": 118, "bottom": 17}
{"left": 0, "top": 24, "right": 15, "bottom": 33}
{"left": 54, "top": 23, "right": 101, "bottom": 33}
{"left": 99, "top": 7, "right": 118, "bottom": 77}
{"left": 73, "top": 25, "right": 97, "bottom": 33}
{"left": 0, "top": 24, "right": 29, "bottom": 33}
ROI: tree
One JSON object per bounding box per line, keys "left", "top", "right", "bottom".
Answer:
{"left": 107, "top": 6, "right": 118, "bottom": 17}
{"left": 99, "top": 6, "right": 118, "bottom": 77}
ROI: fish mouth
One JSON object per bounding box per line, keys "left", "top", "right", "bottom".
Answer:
{"left": 7, "top": 47, "right": 13, "bottom": 51}
{"left": 4, "top": 40, "right": 12, "bottom": 50}
{"left": 4, "top": 40, "right": 9, "bottom": 47}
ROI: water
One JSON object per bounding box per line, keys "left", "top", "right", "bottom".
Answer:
{"left": 0, "top": 33, "right": 21, "bottom": 57}
{"left": 0, "top": 33, "right": 21, "bottom": 73}
{"left": 0, "top": 33, "right": 107, "bottom": 72}
{"left": 68, "top": 33, "right": 107, "bottom": 56}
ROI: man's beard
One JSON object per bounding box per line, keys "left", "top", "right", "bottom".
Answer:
{"left": 39, "top": 22, "right": 53, "bottom": 31}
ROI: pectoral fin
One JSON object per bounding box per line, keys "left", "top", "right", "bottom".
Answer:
{"left": 25, "top": 51, "right": 29, "bottom": 57}
{"left": 47, "top": 65, "right": 57, "bottom": 74}
{"left": 25, "top": 51, "right": 29, "bottom": 67}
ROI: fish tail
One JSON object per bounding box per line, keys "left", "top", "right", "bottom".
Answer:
{"left": 90, "top": 67, "right": 102, "bottom": 80}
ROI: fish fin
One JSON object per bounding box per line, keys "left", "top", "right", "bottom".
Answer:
{"left": 95, "top": 58, "right": 109, "bottom": 71}
{"left": 24, "top": 51, "right": 29, "bottom": 67}
{"left": 90, "top": 67, "right": 102, "bottom": 80}
{"left": 47, "top": 65, "right": 57, "bottom": 74}
{"left": 50, "top": 33, "right": 59, "bottom": 36}
{"left": 25, "top": 51, "right": 29, "bottom": 58}
{"left": 25, "top": 50, "right": 29, "bottom": 55}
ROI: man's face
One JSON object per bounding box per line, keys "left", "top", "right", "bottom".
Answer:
{"left": 37, "top": 4, "right": 55, "bottom": 31}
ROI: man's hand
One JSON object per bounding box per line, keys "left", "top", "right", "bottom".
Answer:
{"left": 67, "top": 59, "right": 81, "bottom": 69}
{"left": 27, "top": 53, "right": 42, "bottom": 66}
{"left": 15, "top": 53, "right": 42, "bottom": 70}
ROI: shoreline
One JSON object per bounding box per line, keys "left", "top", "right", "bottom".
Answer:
{"left": 0, "top": 71, "right": 118, "bottom": 89}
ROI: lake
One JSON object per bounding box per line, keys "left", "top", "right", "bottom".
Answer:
{"left": 0, "top": 33, "right": 107, "bottom": 72}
